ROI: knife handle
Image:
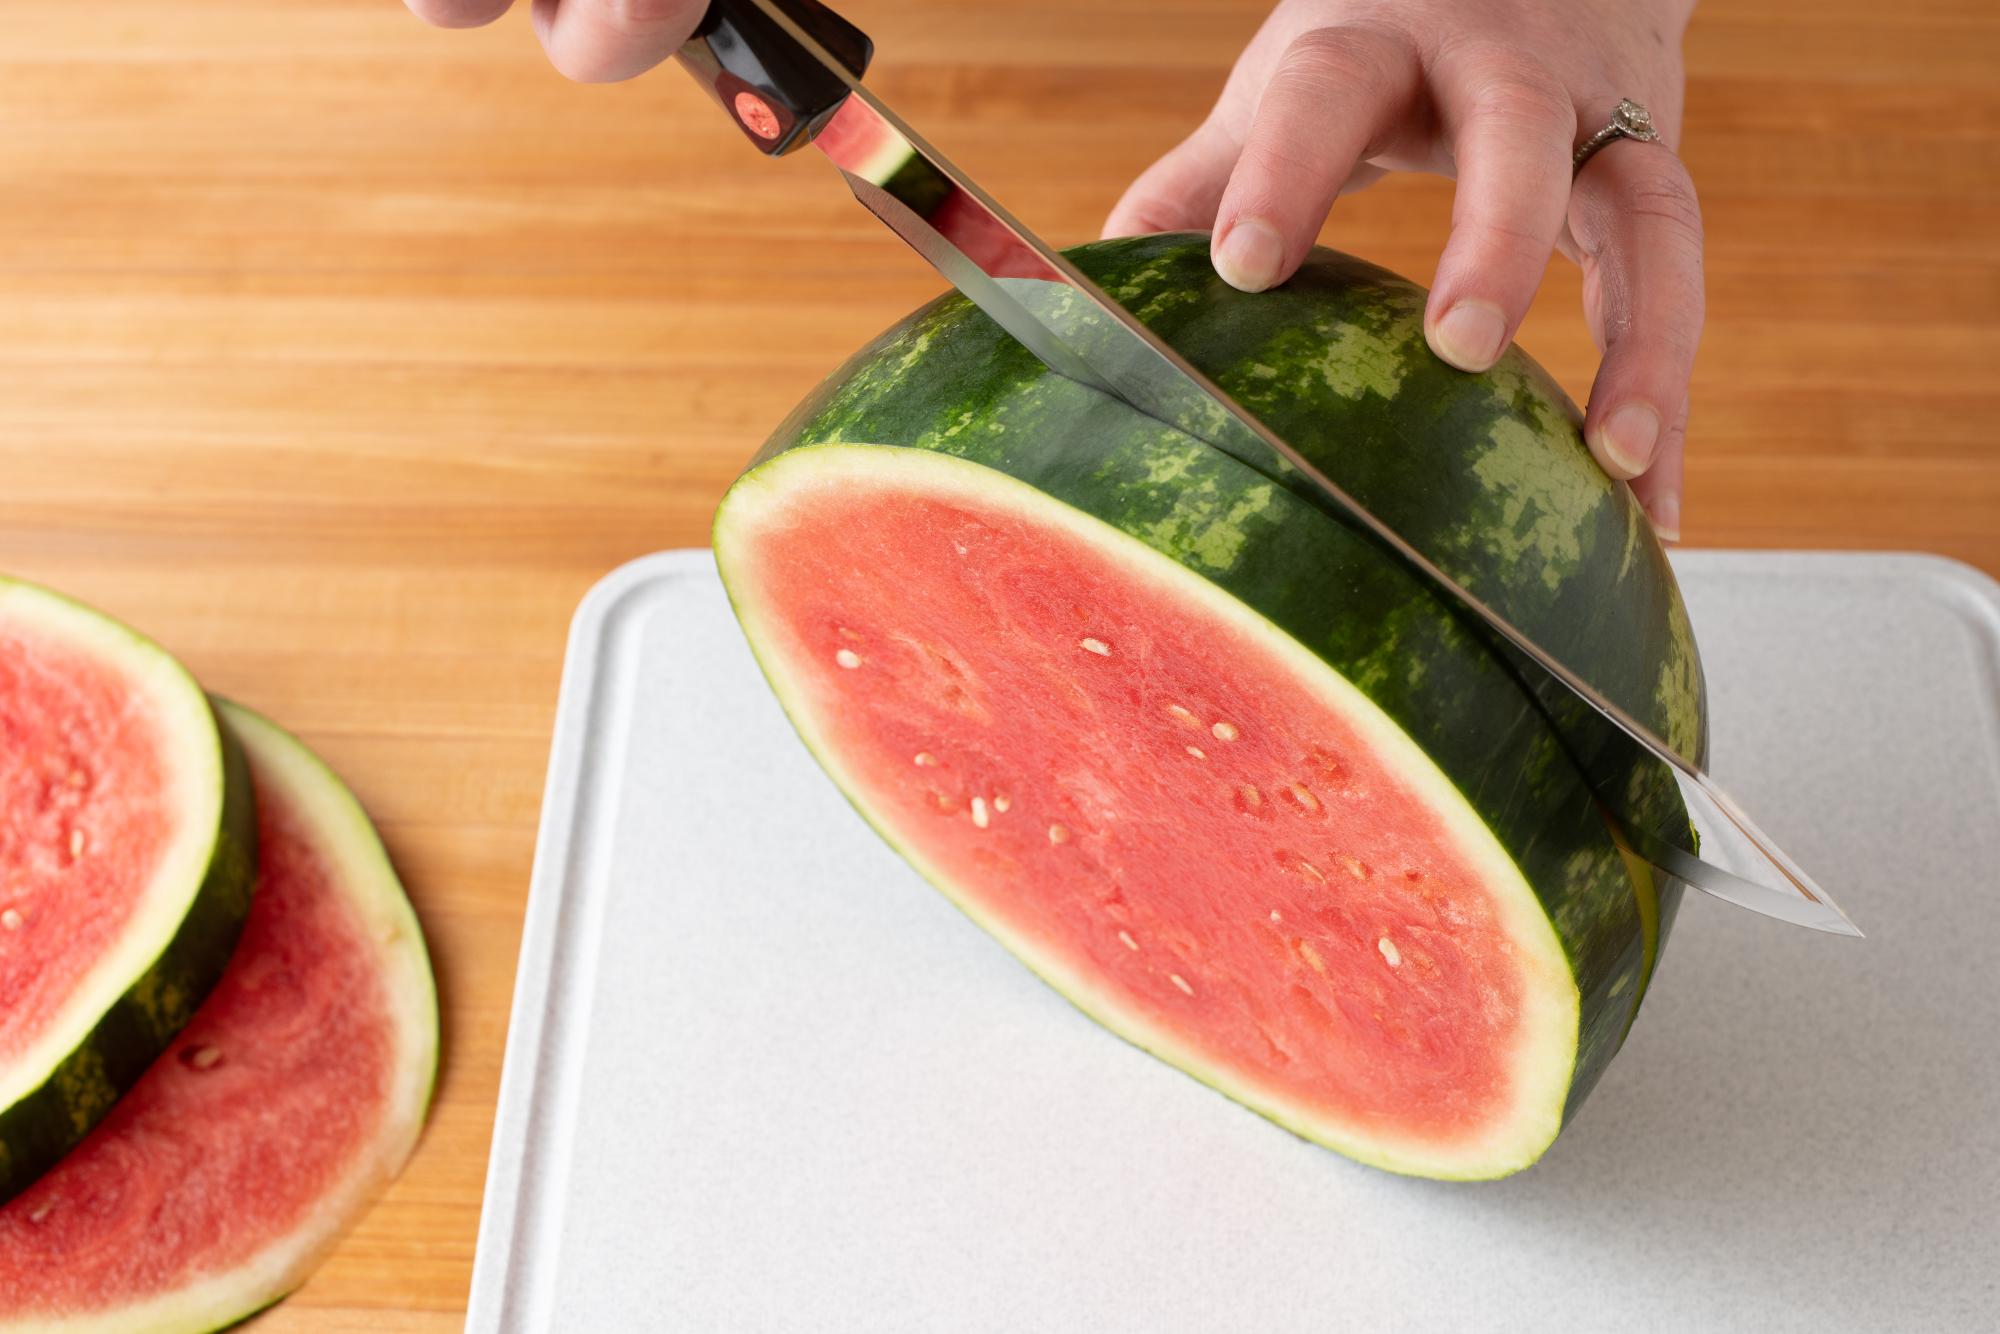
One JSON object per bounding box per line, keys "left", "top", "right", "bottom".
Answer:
{"left": 680, "top": 0, "right": 873, "bottom": 156}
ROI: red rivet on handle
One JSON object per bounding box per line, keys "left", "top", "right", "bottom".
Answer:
{"left": 733, "top": 91, "right": 781, "bottom": 141}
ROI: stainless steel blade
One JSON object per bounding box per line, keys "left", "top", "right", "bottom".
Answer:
{"left": 750, "top": 4, "right": 1860, "bottom": 937}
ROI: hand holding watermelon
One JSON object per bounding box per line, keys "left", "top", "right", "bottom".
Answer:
{"left": 1102, "top": 0, "right": 1704, "bottom": 541}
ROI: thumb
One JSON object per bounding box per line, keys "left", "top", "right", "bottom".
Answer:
{"left": 1103, "top": 124, "right": 1239, "bottom": 238}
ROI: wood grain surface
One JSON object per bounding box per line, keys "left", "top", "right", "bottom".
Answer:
{"left": 1, "top": 0, "right": 1994, "bottom": 1324}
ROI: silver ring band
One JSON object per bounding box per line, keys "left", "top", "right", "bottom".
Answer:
{"left": 1574, "top": 98, "right": 1663, "bottom": 173}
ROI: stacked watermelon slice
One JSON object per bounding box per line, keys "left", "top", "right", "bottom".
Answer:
{"left": 0, "top": 577, "right": 438, "bottom": 1331}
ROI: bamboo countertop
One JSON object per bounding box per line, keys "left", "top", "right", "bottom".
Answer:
{"left": 1, "top": 0, "right": 1993, "bottom": 1325}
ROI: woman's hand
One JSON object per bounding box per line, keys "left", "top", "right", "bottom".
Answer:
{"left": 403, "top": 1, "right": 706, "bottom": 83}
{"left": 1105, "top": 0, "right": 1702, "bottom": 537}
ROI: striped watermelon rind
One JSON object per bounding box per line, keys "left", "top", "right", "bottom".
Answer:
{"left": 0, "top": 580, "right": 258, "bottom": 1204}
{"left": 715, "top": 234, "right": 1707, "bottom": 1178}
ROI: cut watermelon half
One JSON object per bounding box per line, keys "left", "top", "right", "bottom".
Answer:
{"left": 713, "top": 234, "right": 1707, "bottom": 1180}
{"left": 0, "top": 579, "right": 257, "bottom": 1202}
{"left": 0, "top": 702, "right": 438, "bottom": 1332}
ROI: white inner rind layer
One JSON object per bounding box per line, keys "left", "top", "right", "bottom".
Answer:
{"left": 716, "top": 443, "right": 1581, "bottom": 1180}
{"left": 4, "top": 704, "right": 440, "bottom": 1334}
{"left": 0, "top": 581, "right": 226, "bottom": 1115}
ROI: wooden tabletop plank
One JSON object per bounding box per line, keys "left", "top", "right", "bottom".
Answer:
{"left": 2, "top": 0, "right": 1994, "bottom": 1321}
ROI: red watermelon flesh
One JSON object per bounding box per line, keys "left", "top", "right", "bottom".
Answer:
{"left": 720, "top": 447, "right": 1576, "bottom": 1176}
{"left": 2, "top": 616, "right": 185, "bottom": 1070}
{"left": 0, "top": 702, "right": 437, "bottom": 1332}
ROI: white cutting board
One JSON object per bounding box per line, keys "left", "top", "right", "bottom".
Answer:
{"left": 468, "top": 550, "right": 2000, "bottom": 1333}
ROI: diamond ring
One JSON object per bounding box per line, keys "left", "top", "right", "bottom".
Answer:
{"left": 1574, "top": 98, "right": 1663, "bottom": 173}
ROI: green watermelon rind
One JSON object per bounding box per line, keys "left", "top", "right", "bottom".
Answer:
{"left": 9, "top": 701, "right": 441, "bottom": 1334}
{"left": 0, "top": 580, "right": 259, "bottom": 1206}
{"left": 713, "top": 233, "right": 1707, "bottom": 1180}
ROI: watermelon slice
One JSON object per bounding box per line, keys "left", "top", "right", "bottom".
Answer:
{"left": 0, "top": 579, "right": 257, "bottom": 1203}
{"left": 0, "top": 702, "right": 438, "bottom": 1331}
{"left": 714, "top": 233, "right": 1706, "bottom": 1179}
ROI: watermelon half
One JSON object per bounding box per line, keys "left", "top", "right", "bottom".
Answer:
{"left": 713, "top": 233, "right": 1706, "bottom": 1179}
{"left": 0, "top": 579, "right": 257, "bottom": 1203}
{"left": 0, "top": 702, "right": 438, "bottom": 1331}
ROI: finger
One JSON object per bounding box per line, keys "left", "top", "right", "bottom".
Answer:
{"left": 1103, "top": 123, "right": 1239, "bottom": 238}
{"left": 1629, "top": 394, "right": 1688, "bottom": 540}
{"left": 1424, "top": 55, "right": 1576, "bottom": 371}
{"left": 531, "top": 0, "right": 704, "bottom": 84}
{"left": 1568, "top": 136, "right": 1704, "bottom": 481}
{"left": 405, "top": 0, "right": 515, "bottom": 27}
{"left": 1210, "top": 25, "right": 1422, "bottom": 292}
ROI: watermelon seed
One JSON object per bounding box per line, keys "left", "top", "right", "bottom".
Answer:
{"left": 1079, "top": 637, "right": 1112, "bottom": 656}
{"left": 1211, "top": 721, "right": 1239, "bottom": 742}
{"left": 1378, "top": 937, "right": 1402, "bottom": 967}
{"left": 1, "top": 908, "right": 20, "bottom": 931}
{"left": 27, "top": 1202, "right": 53, "bottom": 1225}
{"left": 834, "top": 649, "right": 862, "bottom": 670}
{"left": 1118, "top": 930, "right": 1139, "bottom": 952}
{"left": 1170, "top": 973, "right": 1195, "bottom": 996}
{"left": 1048, "top": 824, "right": 1070, "bottom": 844}
{"left": 1269, "top": 909, "right": 1283, "bottom": 923}
{"left": 993, "top": 795, "right": 1010, "bottom": 814}
{"left": 180, "top": 1044, "right": 223, "bottom": 1071}
{"left": 68, "top": 829, "right": 86, "bottom": 859}
{"left": 1238, "top": 784, "right": 1262, "bottom": 808}
{"left": 1186, "top": 746, "right": 1206, "bottom": 759}
{"left": 913, "top": 752, "right": 937, "bottom": 767}
{"left": 1342, "top": 857, "right": 1371, "bottom": 880}
{"left": 1296, "top": 941, "right": 1328, "bottom": 975}
{"left": 1285, "top": 783, "right": 1321, "bottom": 814}
{"left": 1166, "top": 704, "right": 1200, "bottom": 727}
{"left": 971, "top": 797, "right": 990, "bottom": 829}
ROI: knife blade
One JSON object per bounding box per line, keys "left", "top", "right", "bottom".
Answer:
{"left": 676, "top": 0, "right": 1862, "bottom": 938}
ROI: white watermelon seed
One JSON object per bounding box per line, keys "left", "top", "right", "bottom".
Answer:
{"left": 1118, "top": 930, "right": 1139, "bottom": 952}
{"left": 1079, "top": 637, "right": 1112, "bottom": 656}
{"left": 183, "top": 1044, "right": 223, "bottom": 1071}
{"left": 993, "top": 795, "right": 1011, "bottom": 813}
{"left": 1342, "top": 857, "right": 1370, "bottom": 880}
{"left": 1048, "top": 824, "right": 1070, "bottom": 844}
{"left": 1186, "top": 746, "right": 1206, "bottom": 760}
{"left": 68, "top": 829, "right": 86, "bottom": 859}
{"left": 1, "top": 909, "right": 20, "bottom": 931}
{"left": 1211, "top": 721, "right": 1239, "bottom": 742}
{"left": 1378, "top": 937, "right": 1402, "bottom": 967}
{"left": 1269, "top": 908, "right": 1283, "bottom": 923}
{"left": 834, "top": 648, "right": 862, "bottom": 670}
{"left": 1287, "top": 784, "right": 1320, "bottom": 813}
{"left": 1170, "top": 973, "right": 1195, "bottom": 996}
{"left": 1297, "top": 941, "right": 1328, "bottom": 975}
{"left": 913, "top": 752, "right": 936, "bottom": 767}
{"left": 971, "top": 797, "right": 990, "bottom": 829}
{"left": 1166, "top": 704, "right": 1199, "bottom": 727}
{"left": 27, "top": 1202, "right": 53, "bottom": 1225}
{"left": 1238, "top": 784, "right": 1262, "bottom": 808}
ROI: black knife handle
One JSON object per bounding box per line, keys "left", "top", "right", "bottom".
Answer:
{"left": 680, "top": 0, "right": 873, "bottom": 156}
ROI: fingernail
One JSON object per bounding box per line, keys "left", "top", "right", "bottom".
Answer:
{"left": 1214, "top": 218, "right": 1284, "bottom": 292}
{"left": 1649, "top": 492, "right": 1681, "bottom": 543}
{"left": 1594, "top": 404, "right": 1661, "bottom": 477}
{"left": 1431, "top": 302, "right": 1509, "bottom": 371}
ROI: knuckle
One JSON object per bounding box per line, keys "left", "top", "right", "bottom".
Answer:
{"left": 1278, "top": 24, "right": 1415, "bottom": 102}
{"left": 598, "top": 0, "right": 694, "bottom": 30}
{"left": 1468, "top": 67, "right": 1574, "bottom": 137}
{"left": 1628, "top": 172, "right": 1705, "bottom": 252}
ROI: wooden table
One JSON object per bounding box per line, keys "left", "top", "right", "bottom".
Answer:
{"left": 2, "top": 0, "right": 1993, "bottom": 1324}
